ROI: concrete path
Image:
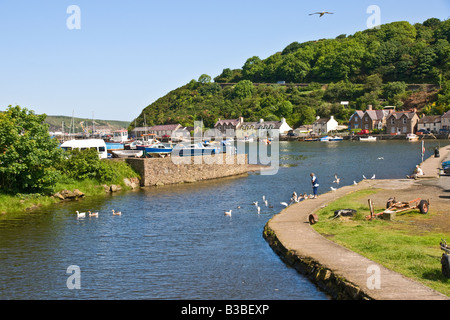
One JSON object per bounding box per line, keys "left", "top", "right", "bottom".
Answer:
{"left": 266, "top": 145, "right": 450, "bottom": 300}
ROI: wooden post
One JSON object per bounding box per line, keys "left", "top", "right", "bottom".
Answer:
{"left": 368, "top": 199, "right": 374, "bottom": 219}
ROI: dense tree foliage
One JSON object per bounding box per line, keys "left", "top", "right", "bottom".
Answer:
{"left": 0, "top": 106, "right": 62, "bottom": 194}
{"left": 130, "top": 19, "right": 450, "bottom": 131}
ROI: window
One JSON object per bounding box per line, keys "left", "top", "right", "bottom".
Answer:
{"left": 391, "top": 118, "right": 395, "bottom": 125}
{"left": 402, "top": 118, "right": 407, "bottom": 125}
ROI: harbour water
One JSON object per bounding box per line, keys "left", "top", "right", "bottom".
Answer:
{"left": 0, "top": 140, "right": 447, "bottom": 300}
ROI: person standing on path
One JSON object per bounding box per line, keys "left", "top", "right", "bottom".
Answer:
{"left": 310, "top": 173, "right": 319, "bottom": 199}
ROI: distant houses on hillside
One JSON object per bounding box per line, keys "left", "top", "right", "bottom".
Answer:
{"left": 214, "top": 117, "right": 293, "bottom": 138}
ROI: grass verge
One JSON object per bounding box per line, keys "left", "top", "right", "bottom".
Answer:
{"left": 0, "top": 159, "right": 140, "bottom": 216}
{"left": 312, "top": 189, "right": 450, "bottom": 297}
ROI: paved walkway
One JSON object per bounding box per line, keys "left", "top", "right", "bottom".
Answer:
{"left": 267, "top": 145, "right": 450, "bottom": 300}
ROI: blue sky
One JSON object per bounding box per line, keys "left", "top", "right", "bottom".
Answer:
{"left": 0, "top": 1, "right": 449, "bottom": 121}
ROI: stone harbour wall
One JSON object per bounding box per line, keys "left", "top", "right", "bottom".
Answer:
{"left": 126, "top": 154, "right": 249, "bottom": 187}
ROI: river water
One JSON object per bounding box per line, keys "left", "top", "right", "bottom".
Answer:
{"left": 0, "top": 140, "right": 447, "bottom": 300}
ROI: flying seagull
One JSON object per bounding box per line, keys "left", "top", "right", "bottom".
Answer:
{"left": 309, "top": 11, "right": 334, "bottom": 17}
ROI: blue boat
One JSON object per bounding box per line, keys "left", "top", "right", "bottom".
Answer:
{"left": 172, "top": 142, "right": 219, "bottom": 157}
{"left": 137, "top": 142, "right": 174, "bottom": 155}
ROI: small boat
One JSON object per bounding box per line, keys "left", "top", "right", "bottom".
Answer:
{"left": 329, "top": 136, "right": 343, "bottom": 142}
{"left": 406, "top": 134, "right": 419, "bottom": 141}
{"left": 140, "top": 142, "right": 174, "bottom": 155}
{"left": 172, "top": 142, "right": 219, "bottom": 157}
{"left": 111, "top": 150, "right": 143, "bottom": 158}
{"left": 319, "top": 136, "right": 330, "bottom": 142}
{"left": 359, "top": 136, "right": 377, "bottom": 141}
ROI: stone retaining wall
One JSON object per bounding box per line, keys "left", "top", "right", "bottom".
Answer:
{"left": 126, "top": 154, "right": 249, "bottom": 187}
{"left": 263, "top": 223, "right": 371, "bottom": 300}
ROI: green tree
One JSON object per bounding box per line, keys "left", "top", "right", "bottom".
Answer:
{"left": 198, "top": 74, "right": 212, "bottom": 84}
{"left": 233, "top": 80, "right": 254, "bottom": 99}
{"left": 0, "top": 106, "right": 62, "bottom": 194}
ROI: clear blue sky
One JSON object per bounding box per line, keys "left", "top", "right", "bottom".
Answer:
{"left": 0, "top": 0, "right": 449, "bottom": 121}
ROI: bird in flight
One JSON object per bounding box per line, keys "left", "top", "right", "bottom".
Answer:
{"left": 309, "top": 11, "right": 334, "bottom": 17}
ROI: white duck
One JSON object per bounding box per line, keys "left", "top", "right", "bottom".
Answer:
{"left": 112, "top": 209, "right": 122, "bottom": 216}
{"left": 76, "top": 211, "right": 86, "bottom": 218}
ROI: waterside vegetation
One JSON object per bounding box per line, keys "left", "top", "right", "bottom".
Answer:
{"left": 0, "top": 105, "right": 140, "bottom": 215}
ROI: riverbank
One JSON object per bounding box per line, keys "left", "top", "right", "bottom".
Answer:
{"left": 263, "top": 145, "right": 450, "bottom": 300}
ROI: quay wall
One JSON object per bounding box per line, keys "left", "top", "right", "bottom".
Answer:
{"left": 126, "top": 154, "right": 249, "bottom": 187}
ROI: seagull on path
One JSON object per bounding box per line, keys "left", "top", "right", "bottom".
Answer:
{"left": 363, "top": 175, "right": 367, "bottom": 180}
{"left": 330, "top": 187, "right": 337, "bottom": 192}
{"left": 371, "top": 174, "right": 376, "bottom": 180}
{"left": 354, "top": 181, "right": 358, "bottom": 185}
{"left": 309, "top": 11, "right": 334, "bottom": 17}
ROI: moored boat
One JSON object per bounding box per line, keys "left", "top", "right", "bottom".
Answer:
{"left": 172, "top": 142, "right": 219, "bottom": 157}
{"left": 111, "top": 150, "right": 144, "bottom": 158}
{"left": 406, "top": 133, "right": 419, "bottom": 141}
{"left": 359, "top": 136, "right": 377, "bottom": 141}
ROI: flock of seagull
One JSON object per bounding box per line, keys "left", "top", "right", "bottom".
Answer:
{"left": 76, "top": 209, "right": 122, "bottom": 219}
{"left": 224, "top": 172, "right": 377, "bottom": 217}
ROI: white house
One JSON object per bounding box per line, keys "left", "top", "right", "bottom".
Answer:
{"left": 418, "top": 115, "right": 441, "bottom": 133}
{"left": 312, "top": 116, "right": 339, "bottom": 135}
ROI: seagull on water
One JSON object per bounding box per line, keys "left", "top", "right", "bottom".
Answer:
{"left": 333, "top": 174, "right": 341, "bottom": 185}
{"left": 224, "top": 210, "right": 232, "bottom": 217}
{"left": 256, "top": 206, "right": 261, "bottom": 214}
{"left": 280, "top": 202, "right": 289, "bottom": 207}
{"left": 112, "top": 209, "right": 122, "bottom": 216}
{"left": 309, "top": 11, "right": 334, "bottom": 17}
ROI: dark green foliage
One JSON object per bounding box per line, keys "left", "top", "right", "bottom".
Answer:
{"left": 0, "top": 106, "right": 63, "bottom": 194}
{"left": 58, "top": 148, "right": 137, "bottom": 184}
{"left": 131, "top": 19, "right": 450, "bottom": 131}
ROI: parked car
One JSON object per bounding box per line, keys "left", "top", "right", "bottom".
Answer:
{"left": 357, "top": 130, "right": 370, "bottom": 135}
{"left": 417, "top": 129, "right": 430, "bottom": 134}
{"left": 443, "top": 161, "right": 450, "bottom": 174}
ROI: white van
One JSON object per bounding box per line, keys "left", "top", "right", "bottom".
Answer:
{"left": 60, "top": 139, "right": 108, "bottom": 159}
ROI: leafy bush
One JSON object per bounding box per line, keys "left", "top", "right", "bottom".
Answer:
{"left": 58, "top": 148, "right": 138, "bottom": 184}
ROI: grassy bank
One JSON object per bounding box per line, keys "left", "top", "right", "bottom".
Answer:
{"left": 312, "top": 189, "right": 450, "bottom": 297}
{"left": 0, "top": 159, "right": 140, "bottom": 216}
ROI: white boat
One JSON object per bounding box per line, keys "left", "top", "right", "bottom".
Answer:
{"left": 111, "top": 150, "right": 143, "bottom": 158}
{"left": 60, "top": 139, "right": 108, "bottom": 159}
{"left": 359, "top": 136, "right": 377, "bottom": 141}
{"left": 406, "top": 134, "right": 419, "bottom": 141}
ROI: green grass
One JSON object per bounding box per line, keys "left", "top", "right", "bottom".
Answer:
{"left": 312, "top": 189, "right": 450, "bottom": 297}
{"left": 0, "top": 160, "right": 140, "bottom": 216}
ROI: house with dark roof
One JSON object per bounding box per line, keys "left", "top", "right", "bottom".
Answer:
{"left": 214, "top": 118, "right": 244, "bottom": 135}
{"left": 312, "top": 116, "right": 338, "bottom": 135}
{"left": 348, "top": 106, "right": 391, "bottom": 132}
{"left": 385, "top": 110, "right": 419, "bottom": 135}
{"left": 147, "top": 124, "right": 182, "bottom": 137}
{"left": 418, "top": 115, "right": 441, "bottom": 133}
{"left": 442, "top": 110, "right": 450, "bottom": 132}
